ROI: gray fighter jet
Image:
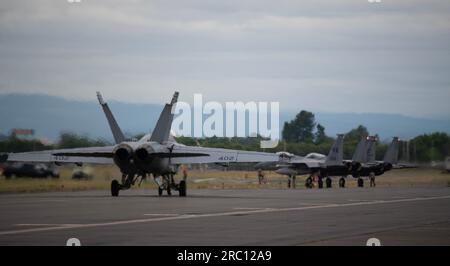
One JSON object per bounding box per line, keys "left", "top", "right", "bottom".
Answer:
{"left": 256, "top": 134, "right": 399, "bottom": 189}
{"left": 353, "top": 136, "right": 400, "bottom": 187}
{"left": 5, "top": 92, "right": 281, "bottom": 197}
{"left": 272, "top": 134, "right": 358, "bottom": 188}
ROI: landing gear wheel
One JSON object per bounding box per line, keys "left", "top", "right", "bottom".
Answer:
{"left": 111, "top": 180, "right": 120, "bottom": 197}
{"left": 318, "top": 178, "right": 323, "bottom": 189}
{"left": 305, "top": 177, "right": 313, "bottom": 189}
{"left": 339, "top": 178, "right": 346, "bottom": 188}
{"left": 167, "top": 186, "right": 172, "bottom": 196}
{"left": 326, "top": 177, "right": 332, "bottom": 188}
{"left": 158, "top": 187, "right": 163, "bottom": 196}
{"left": 357, "top": 178, "right": 364, "bottom": 188}
{"left": 179, "top": 180, "right": 187, "bottom": 197}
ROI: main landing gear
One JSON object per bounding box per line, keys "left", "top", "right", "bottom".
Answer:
{"left": 325, "top": 177, "right": 332, "bottom": 188}
{"left": 111, "top": 173, "right": 136, "bottom": 197}
{"left": 155, "top": 174, "right": 187, "bottom": 197}
{"left": 111, "top": 180, "right": 120, "bottom": 197}
{"left": 357, "top": 177, "right": 364, "bottom": 188}
{"left": 305, "top": 176, "right": 313, "bottom": 189}
{"left": 110, "top": 173, "right": 187, "bottom": 197}
{"left": 316, "top": 175, "right": 332, "bottom": 189}
{"left": 339, "top": 176, "right": 346, "bottom": 188}
{"left": 305, "top": 174, "right": 336, "bottom": 189}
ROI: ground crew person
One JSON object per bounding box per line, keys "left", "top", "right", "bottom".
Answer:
{"left": 182, "top": 165, "right": 188, "bottom": 181}
{"left": 369, "top": 172, "right": 376, "bottom": 187}
{"left": 257, "top": 169, "right": 265, "bottom": 185}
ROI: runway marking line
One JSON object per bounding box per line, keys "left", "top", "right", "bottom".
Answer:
{"left": 1, "top": 195, "right": 450, "bottom": 236}
{"left": 15, "top": 224, "right": 82, "bottom": 227}
{"left": 143, "top": 214, "right": 180, "bottom": 216}
{"left": 233, "top": 207, "right": 269, "bottom": 210}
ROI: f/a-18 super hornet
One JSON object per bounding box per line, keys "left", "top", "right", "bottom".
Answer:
{"left": 4, "top": 92, "right": 281, "bottom": 197}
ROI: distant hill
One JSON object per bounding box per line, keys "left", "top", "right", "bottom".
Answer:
{"left": 0, "top": 94, "right": 449, "bottom": 142}
{"left": 310, "top": 112, "right": 450, "bottom": 142}
{"left": 0, "top": 94, "right": 162, "bottom": 141}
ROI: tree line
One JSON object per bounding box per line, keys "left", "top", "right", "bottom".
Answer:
{"left": 0, "top": 110, "right": 449, "bottom": 162}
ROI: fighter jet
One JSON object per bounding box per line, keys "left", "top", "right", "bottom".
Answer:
{"left": 256, "top": 135, "right": 377, "bottom": 188}
{"left": 274, "top": 134, "right": 354, "bottom": 188}
{"left": 352, "top": 136, "right": 400, "bottom": 187}
{"left": 5, "top": 92, "right": 281, "bottom": 197}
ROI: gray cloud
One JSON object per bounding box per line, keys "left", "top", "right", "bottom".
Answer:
{"left": 0, "top": 0, "right": 449, "bottom": 118}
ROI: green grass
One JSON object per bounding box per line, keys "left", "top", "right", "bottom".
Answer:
{"left": 0, "top": 166, "right": 449, "bottom": 193}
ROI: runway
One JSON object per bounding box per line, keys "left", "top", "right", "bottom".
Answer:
{"left": 0, "top": 187, "right": 449, "bottom": 245}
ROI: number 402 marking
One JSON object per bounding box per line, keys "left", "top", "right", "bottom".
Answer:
{"left": 218, "top": 156, "right": 235, "bottom": 161}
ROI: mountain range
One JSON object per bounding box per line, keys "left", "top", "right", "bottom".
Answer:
{"left": 0, "top": 94, "right": 449, "bottom": 143}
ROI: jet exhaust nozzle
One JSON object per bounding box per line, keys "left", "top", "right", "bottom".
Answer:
{"left": 134, "top": 144, "right": 156, "bottom": 163}
{"left": 113, "top": 144, "right": 134, "bottom": 168}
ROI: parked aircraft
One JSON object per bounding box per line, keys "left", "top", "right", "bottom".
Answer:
{"left": 256, "top": 135, "right": 399, "bottom": 188}
{"left": 4, "top": 92, "right": 281, "bottom": 197}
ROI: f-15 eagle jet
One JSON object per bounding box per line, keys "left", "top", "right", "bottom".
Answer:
{"left": 353, "top": 136, "right": 400, "bottom": 187}
{"left": 5, "top": 92, "right": 280, "bottom": 197}
{"left": 256, "top": 134, "right": 399, "bottom": 188}
{"left": 271, "top": 134, "right": 357, "bottom": 188}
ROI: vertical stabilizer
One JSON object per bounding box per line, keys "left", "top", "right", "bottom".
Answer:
{"left": 352, "top": 137, "right": 368, "bottom": 163}
{"left": 366, "top": 136, "right": 377, "bottom": 163}
{"left": 150, "top": 92, "right": 179, "bottom": 143}
{"left": 325, "top": 134, "right": 344, "bottom": 166}
{"left": 383, "top": 137, "right": 400, "bottom": 164}
{"left": 96, "top": 92, "right": 125, "bottom": 144}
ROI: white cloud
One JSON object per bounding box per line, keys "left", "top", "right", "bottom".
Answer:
{"left": 0, "top": 0, "right": 449, "bottom": 118}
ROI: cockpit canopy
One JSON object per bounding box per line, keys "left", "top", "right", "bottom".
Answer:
{"left": 305, "top": 153, "right": 326, "bottom": 160}
{"left": 276, "top": 151, "right": 294, "bottom": 159}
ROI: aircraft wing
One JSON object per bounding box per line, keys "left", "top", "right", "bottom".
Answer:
{"left": 393, "top": 162, "right": 418, "bottom": 169}
{"left": 169, "top": 145, "right": 280, "bottom": 165}
{"left": 6, "top": 146, "right": 115, "bottom": 165}
{"left": 287, "top": 158, "right": 322, "bottom": 169}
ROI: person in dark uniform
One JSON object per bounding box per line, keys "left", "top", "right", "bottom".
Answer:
{"left": 257, "top": 169, "right": 265, "bottom": 185}
{"left": 182, "top": 165, "right": 188, "bottom": 181}
{"left": 369, "top": 172, "right": 376, "bottom": 187}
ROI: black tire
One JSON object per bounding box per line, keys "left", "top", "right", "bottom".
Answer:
{"left": 167, "top": 186, "right": 172, "bottom": 196}
{"left": 179, "top": 180, "right": 187, "bottom": 197}
{"left": 339, "top": 178, "right": 345, "bottom": 188}
{"left": 305, "top": 177, "right": 312, "bottom": 189}
{"left": 357, "top": 178, "right": 364, "bottom": 188}
{"left": 158, "top": 187, "right": 163, "bottom": 196}
{"left": 318, "top": 178, "right": 323, "bottom": 189}
{"left": 326, "top": 177, "right": 332, "bottom": 188}
{"left": 111, "top": 180, "right": 120, "bottom": 197}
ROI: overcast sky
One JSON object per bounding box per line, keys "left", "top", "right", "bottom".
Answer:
{"left": 0, "top": 0, "right": 449, "bottom": 118}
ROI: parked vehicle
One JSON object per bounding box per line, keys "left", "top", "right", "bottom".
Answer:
{"left": 71, "top": 166, "right": 94, "bottom": 180}
{"left": 2, "top": 163, "right": 59, "bottom": 179}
